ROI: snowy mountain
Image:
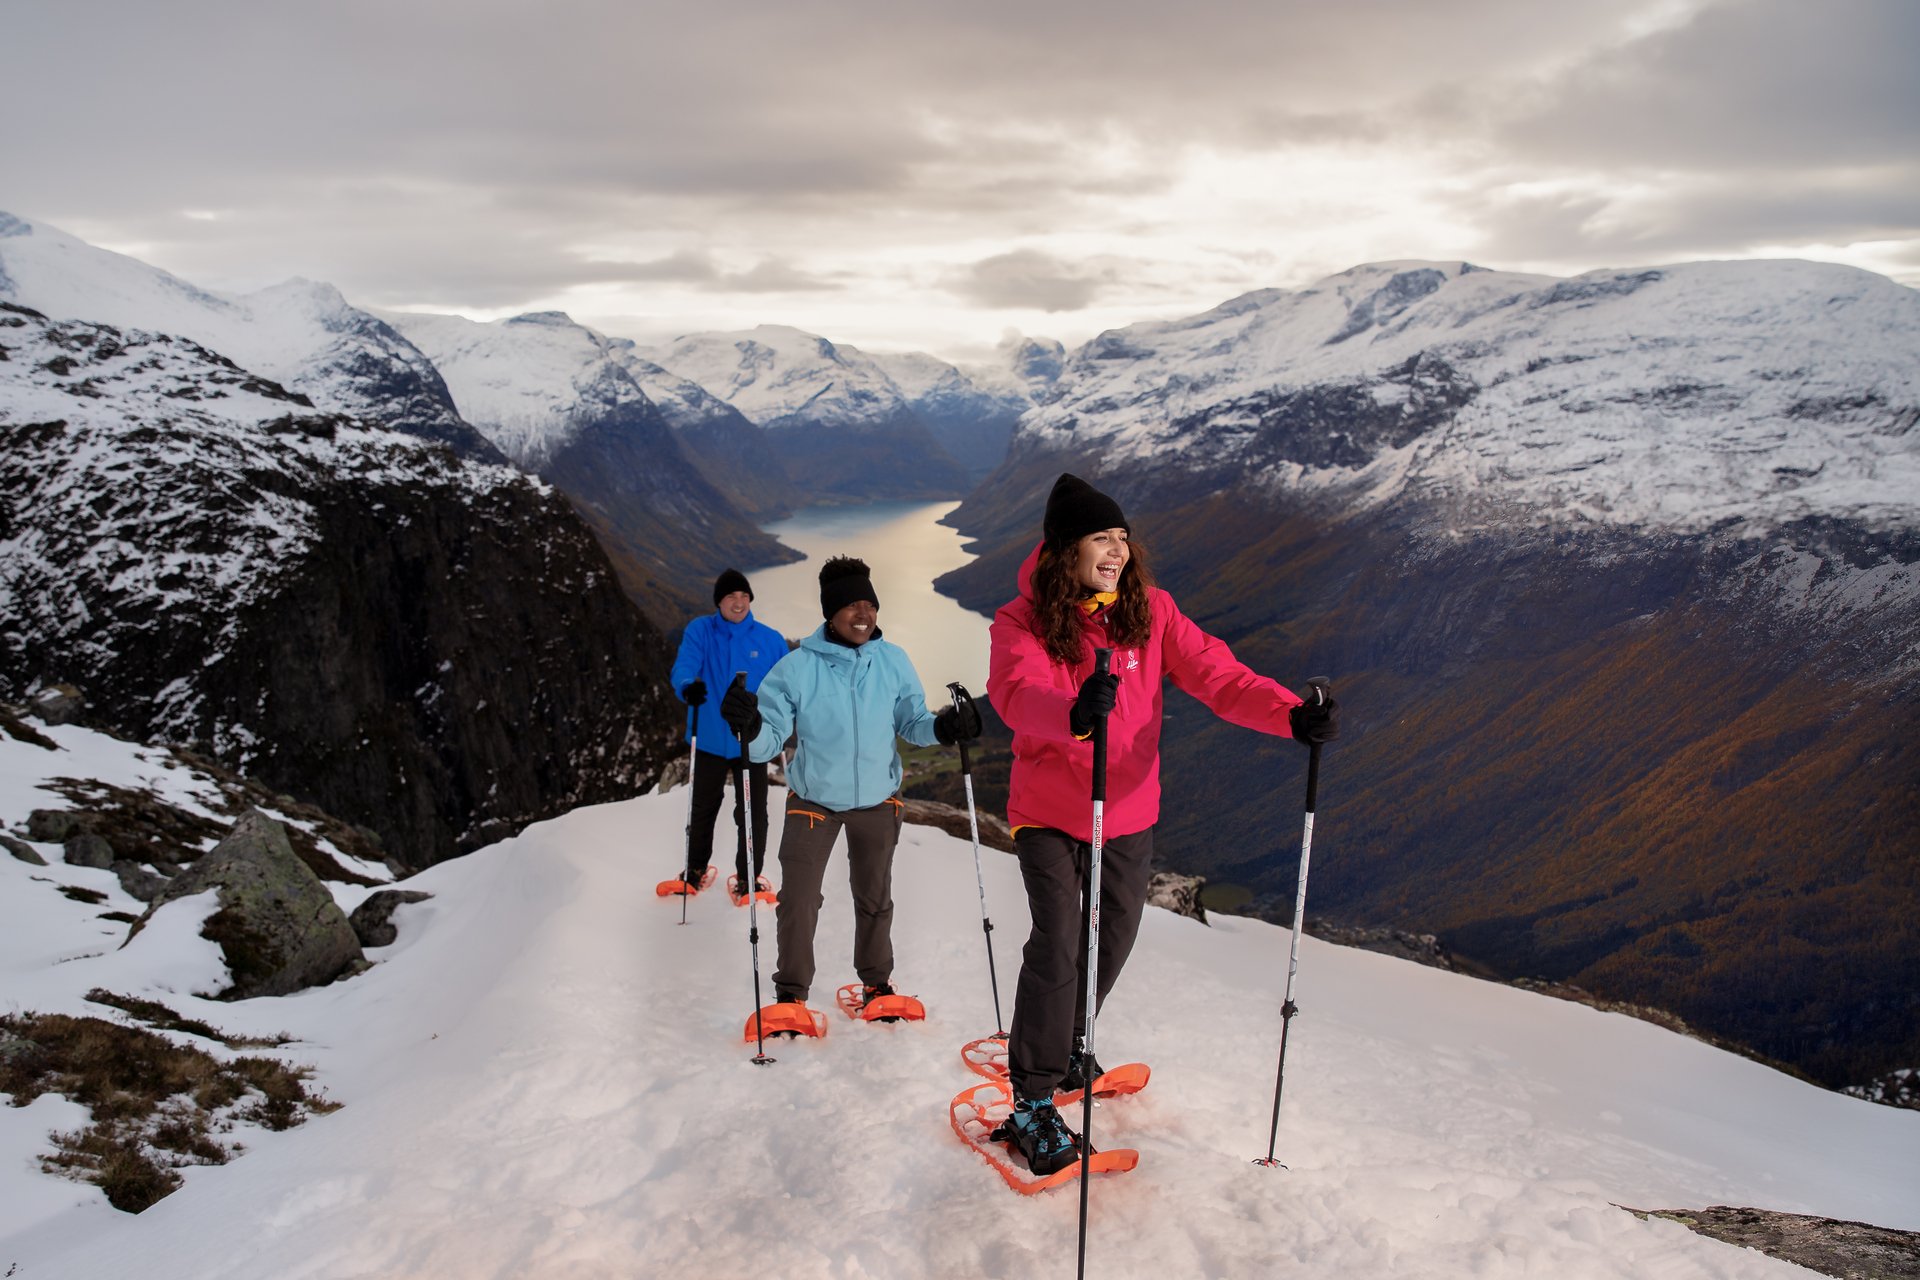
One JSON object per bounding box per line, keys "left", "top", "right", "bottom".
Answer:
{"left": 383, "top": 309, "right": 798, "bottom": 621}
{"left": 0, "top": 212, "right": 498, "bottom": 459}
{"left": 1014, "top": 260, "right": 1920, "bottom": 537}
{"left": 642, "top": 324, "right": 973, "bottom": 499}
{"left": 0, "top": 299, "right": 677, "bottom": 868}
{"left": 617, "top": 349, "right": 803, "bottom": 520}
{"left": 942, "top": 259, "right": 1920, "bottom": 1092}
{"left": 3, "top": 718, "right": 1916, "bottom": 1277}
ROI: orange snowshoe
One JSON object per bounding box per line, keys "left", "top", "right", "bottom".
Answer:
{"left": 655, "top": 866, "right": 718, "bottom": 897}
{"left": 728, "top": 873, "right": 778, "bottom": 906}
{"left": 742, "top": 1000, "right": 827, "bottom": 1042}
{"left": 959, "top": 1035, "right": 1150, "bottom": 1105}
{"left": 949, "top": 1078, "right": 1138, "bottom": 1195}
{"left": 835, "top": 983, "right": 926, "bottom": 1024}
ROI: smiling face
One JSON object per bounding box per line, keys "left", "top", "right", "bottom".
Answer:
{"left": 829, "top": 598, "right": 877, "bottom": 646}
{"left": 1073, "top": 528, "right": 1131, "bottom": 593}
{"left": 717, "top": 590, "right": 752, "bottom": 623}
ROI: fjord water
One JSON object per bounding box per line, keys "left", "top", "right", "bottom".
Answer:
{"left": 745, "top": 501, "right": 993, "bottom": 699}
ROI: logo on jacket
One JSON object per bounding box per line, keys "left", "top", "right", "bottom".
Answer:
{"left": 1122, "top": 650, "right": 1141, "bottom": 672}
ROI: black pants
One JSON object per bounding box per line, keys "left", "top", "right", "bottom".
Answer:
{"left": 686, "top": 748, "right": 768, "bottom": 882}
{"left": 1006, "top": 825, "right": 1154, "bottom": 1101}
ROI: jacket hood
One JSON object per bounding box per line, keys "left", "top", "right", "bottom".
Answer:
{"left": 1015, "top": 542, "right": 1045, "bottom": 602}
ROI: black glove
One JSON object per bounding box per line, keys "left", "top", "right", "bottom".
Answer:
{"left": 1069, "top": 670, "right": 1120, "bottom": 738}
{"left": 719, "top": 683, "right": 762, "bottom": 740}
{"left": 1289, "top": 694, "right": 1339, "bottom": 745}
{"left": 934, "top": 700, "right": 982, "bottom": 745}
{"left": 681, "top": 680, "right": 707, "bottom": 707}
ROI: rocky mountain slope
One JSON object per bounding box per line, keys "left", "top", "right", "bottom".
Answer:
{"left": 941, "top": 259, "right": 1920, "bottom": 1089}
{"left": 0, "top": 300, "right": 678, "bottom": 870}
{"left": 382, "top": 309, "right": 799, "bottom": 623}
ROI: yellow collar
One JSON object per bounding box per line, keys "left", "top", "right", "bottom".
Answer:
{"left": 1079, "top": 591, "right": 1117, "bottom": 614}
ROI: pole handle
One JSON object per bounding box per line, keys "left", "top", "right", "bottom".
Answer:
{"left": 1304, "top": 675, "right": 1331, "bottom": 707}
{"left": 946, "top": 681, "right": 977, "bottom": 776}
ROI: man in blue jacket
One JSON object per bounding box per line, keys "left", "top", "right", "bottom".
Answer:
{"left": 721, "top": 556, "right": 979, "bottom": 1009}
{"left": 672, "top": 568, "right": 787, "bottom": 893}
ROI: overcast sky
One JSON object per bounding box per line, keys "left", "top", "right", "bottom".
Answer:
{"left": 5, "top": 0, "right": 1915, "bottom": 362}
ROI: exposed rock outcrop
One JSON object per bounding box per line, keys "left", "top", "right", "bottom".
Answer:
{"left": 900, "top": 798, "right": 1014, "bottom": 853}
{"left": 349, "top": 889, "right": 434, "bottom": 948}
{"left": 1148, "top": 871, "right": 1208, "bottom": 924}
{"left": 1626, "top": 1205, "right": 1920, "bottom": 1280}
{"left": 139, "top": 810, "right": 363, "bottom": 999}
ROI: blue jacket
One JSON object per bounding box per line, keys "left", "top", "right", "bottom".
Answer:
{"left": 746, "top": 626, "right": 940, "bottom": 811}
{"left": 671, "top": 610, "right": 787, "bottom": 758}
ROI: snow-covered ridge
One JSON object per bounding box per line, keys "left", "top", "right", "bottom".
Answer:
{"left": 0, "top": 302, "right": 530, "bottom": 748}
{"left": 641, "top": 323, "right": 928, "bottom": 431}
{"left": 382, "top": 309, "right": 666, "bottom": 468}
{"left": 2, "top": 743, "right": 1915, "bottom": 1276}
{"left": 1028, "top": 259, "right": 1920, "bottom": 535}
{"left": 0, "top": 212, "right": 479, "bottom": 451}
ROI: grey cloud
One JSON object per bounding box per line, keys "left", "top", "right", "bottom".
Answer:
{"left": 1497, "top": 0, "right": 1920, "bottom": 171}
{"left": 1450, "top": 164, "right": 1920, "bottom": 264}
{"left": 948, "top": 250, "right": 1118, "bottom": 312}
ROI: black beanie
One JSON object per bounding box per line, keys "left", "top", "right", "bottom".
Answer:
{"left": 1043, "top": 473, "right": 1129, "bottom": 546}
{"left": 819, "top": 555, "right": 878, "bottom": 618}
{"left": 713, "top": 568, "right": 752, "bottom": 605}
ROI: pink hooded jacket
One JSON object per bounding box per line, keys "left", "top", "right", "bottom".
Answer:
{"left": 987, "top": 543, "right": 1303, "bottom": 841}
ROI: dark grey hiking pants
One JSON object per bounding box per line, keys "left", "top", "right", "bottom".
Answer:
{"left": 1007, "top": 825, "right": 1155, "bottom": 1100}
{"left": 771, "top": 794, "right": 905, "bottom": 1004}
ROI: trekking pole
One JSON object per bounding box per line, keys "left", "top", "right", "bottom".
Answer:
{"left": 733, "top": 672, "right": 775, "bottom": 1067}
{"left": 1253, "top": 676, "right": 1332, "bottom": 1168}
{"left": 680, "top": 709, "right": 698, "bottom": 927}
{"left": 1076, "top": 648, "right": 1112, "bottom": 1280}
{"left": 946, "top": 681, "right": 1006, "bottom": 1037}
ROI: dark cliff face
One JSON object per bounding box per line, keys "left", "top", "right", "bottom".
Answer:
{"left": 941, "top": 466, "right": 1920, "bottom": 1089}
{"left": 0, "top": 303, "right": 679, "bottom": 871}
{"left": 540, "top": 399, "right": 800, "bottom": 626}
{"left": 212, "top": 477, "right": 679, "bottom": 867}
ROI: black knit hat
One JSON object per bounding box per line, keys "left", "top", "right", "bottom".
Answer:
{"left": 819, "top": 555, "right": 878, "bottom": 618}
{"left": 1043, "top": 473, "right": 1129, "bottom": 546}
{"left": 712, "top": 568, "right": 752, "bottom": 606}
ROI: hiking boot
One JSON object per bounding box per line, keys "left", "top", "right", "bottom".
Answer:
{"left": 1060, "top": 1043, "right": 1106, "bottom": 1095}
{"left": 861, "top": 981, "right": 895, "bottom": 1007}
{"left": 995, "top": 1095, "right": 1083, "bottom": 1176}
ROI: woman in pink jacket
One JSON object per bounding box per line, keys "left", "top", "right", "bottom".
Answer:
{"left": 985, "top": 473, "right": 1338, "bottom": 1174}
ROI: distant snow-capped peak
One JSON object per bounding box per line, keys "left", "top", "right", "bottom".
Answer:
{"left": 640, "top": 324, "right": 919, "bottom": 431}
{"left": 383, "top": 309, "right": 664, "bottom": 468}
{"left": 0, "top": 212, "right": 473, "bottom": 446}
{"left": 1029, "top": 259, "right": 1920, "bottom": 536}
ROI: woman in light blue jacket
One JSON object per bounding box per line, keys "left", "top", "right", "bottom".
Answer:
{"left": 721, "top": 555, "right": 976, "bottom": 1013}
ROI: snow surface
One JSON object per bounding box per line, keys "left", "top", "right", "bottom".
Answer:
{"left": 3, "top": 724, "right": 1915, "bottom": 1279}
{"left": 1028, "top": 260, "right": 1920, "bottom": 536}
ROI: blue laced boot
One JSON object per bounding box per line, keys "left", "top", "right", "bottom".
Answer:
{"left": 1001, "top": 1095, "right": 1082, "bottom": 1176}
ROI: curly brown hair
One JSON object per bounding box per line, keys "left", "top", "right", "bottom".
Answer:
{"left": 1029, "top": 534, "right": 1156, "bottom": 666}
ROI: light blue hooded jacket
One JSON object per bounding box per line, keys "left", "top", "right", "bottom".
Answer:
{"left": 746, "top": 626, "right": 940, "bottom": 812}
